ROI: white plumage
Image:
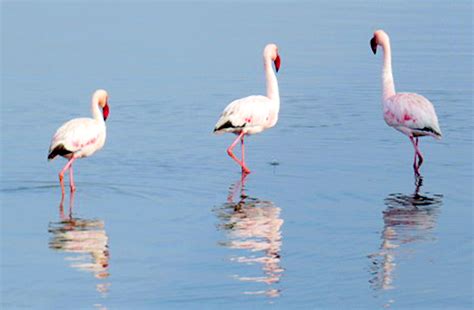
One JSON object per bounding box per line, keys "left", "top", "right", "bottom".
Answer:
{"left": 371, "top": 30, "right": 442, "bottom": 175}
{"left": 214, "top": 44, "right": 281, "bottom": 174}
{"left": 49, "top": 118, "right": 106, "bottom": 159}
{"left": 383, "top": 93, "right": 442, "bottom": 139}
{"left": 214, "top": 95, "right": 278, "bottom": 135}
{"left": 48, "top": 89, "right": 110, "bottom": 195}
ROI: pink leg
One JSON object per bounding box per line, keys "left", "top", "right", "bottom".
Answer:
{"left": 227, "top": 131, "right": 251, "bottom": 174}
{"left": 59, "top": 157, "right": 76, "bottom": 196}
{"left": 69, "top": 164, "right": 76, "bottom": 192}
{"left": 415, "top": 138, "right": 424, "bottom": 168}
{"left": 409, "top": 136, "right": 423, "bottom": 176}
{"left": 409, "top": 136, "right": 419, "bottom": 175}
{"left": 240, "top": 134, "right": 248, "bottom": 174}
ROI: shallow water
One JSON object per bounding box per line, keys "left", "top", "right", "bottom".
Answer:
{"left": 1, "top": 1, "right": 472, "bottom": 309}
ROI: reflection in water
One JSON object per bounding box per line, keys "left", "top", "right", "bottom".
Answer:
{"left": 369, "top": 177, "right": 443, "bottom": 292}
{"left": 215, "top": 175, "right": 284, "bottom": 298}
{"left": 48, "top": 192, "right": 111, "bottom": 299}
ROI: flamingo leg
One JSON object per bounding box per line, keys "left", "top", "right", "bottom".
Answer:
{"left": 413, "top": 149, "right": 418, "bottom": 171}
{"left": 415, "top": 138, "right": 424, "bottom": 168}
{"left": 409, "top": 136, "right": 423, "bottom": 176}
{"left": 227, "top": 131, "right": 251, "bottom": 174}
{"left": 240, "top": 134, "right": 248, "bottom": 173}
{"left": 69, "top": 164, "right": 76, "bottom": 192}
{"left": 59, "top": 157, "right": 76, "bottom": 196}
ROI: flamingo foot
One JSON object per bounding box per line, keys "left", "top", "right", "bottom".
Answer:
{"left": 241, "top": 166, "right": 251, "bottom": 175}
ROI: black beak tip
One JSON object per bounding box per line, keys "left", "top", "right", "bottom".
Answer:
{"left": 370, "top": 37, "right": 377, "bottom": 55}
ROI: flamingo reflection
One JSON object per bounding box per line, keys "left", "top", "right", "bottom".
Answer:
{"left": 49, "top": 192, "right": 111, "bottom": 297}
{"left": 215, "top": 174, "right": 284, "bottom": 297}
{"left": 369, "top": 177, "right": 442, "bottom": 291}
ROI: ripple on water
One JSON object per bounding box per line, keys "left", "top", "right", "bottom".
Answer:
{"left": 214, "top": 176, "right": 284, "bottom": 298}
{"left": 49, "top": 215, "right": 111, "bottom": 298}
{"left": 369, "top": 178, "right": 443, "bottom": 292}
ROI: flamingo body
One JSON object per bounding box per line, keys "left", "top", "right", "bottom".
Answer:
{"left": 371, "top": 30, "right": 442, "bottom": 176}
{"left": 383, "top": 92, "right": 442, "bottom": 139}
{"left": 48, "top": 118, "right": 106, "bottom": 160}
{"left": 214, "top": 95, "right": 278, "bottom": 135}
{"left": 214, "top": 44, "right": 281, "bottom": 174}
{"left": 48, "top": 89, "right": 110, "bottom": 196}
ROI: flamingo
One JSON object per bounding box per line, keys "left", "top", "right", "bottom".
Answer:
{"left": 48, "top": 89, "right": 110, "bottom": 196}
{"left": 214, "top": 43, "right": 281, "bottom": 174}
{"left": 370, "top": 30, "right": 442, "bottom": 176}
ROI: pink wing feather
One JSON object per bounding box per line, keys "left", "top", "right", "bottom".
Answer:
{"left": 214, "top": 95, "right": 272, "bottom": 133}
{"left": 384, "top": 93, "right": 442, "bottom": 138}
{"left": 49, "top": 118, "right": 102, "bottom": 158}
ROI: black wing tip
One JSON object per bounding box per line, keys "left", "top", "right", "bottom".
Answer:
{"left": 47, "top": 148, "right": 58, "bottom": 161}
{"left": 214, "top": 120, "right": 234, "bottom": 132}
{"left": 414, "top": 127, "right": 442, "bottom": 139}
{"left": 420, "top": 127, "right": 438, "bottom": 135}
{"left": 214, "top": 120, "right": 247, "bottom": 133}
{"left": 48, "top": 144, "right": 72, "bottom": 161}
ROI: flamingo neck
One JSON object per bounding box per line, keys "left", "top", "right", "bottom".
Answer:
{"left": 381, "top": 40, "right": 396, "bottom": 101}
{"left": 91, "top": 99, "right": 104, "bottom": 123}
{"left": 264, "top": 57, "right": 280, "bottom": 104}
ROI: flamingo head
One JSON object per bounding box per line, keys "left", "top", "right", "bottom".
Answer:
{"left": 370, "top": 30, "right": 389, "bottom": 55}
{"left": 264, "top": 43, "right": 281, "bottom": 73}
{"left": 93, "top": 89, "right": 110, "bottom": 121}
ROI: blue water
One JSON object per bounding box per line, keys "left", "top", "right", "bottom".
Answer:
{"left": 1, "top": 1, "right": 472, "bottom": 309}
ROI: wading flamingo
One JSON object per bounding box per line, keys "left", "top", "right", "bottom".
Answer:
{"left": 214, "top": 43, "right": 281, "bottom": 174}
{"left": 48, "top": 89, "right": 110, "bottom": 196}
{"left": 370, "top": 30, "right": 442, "bottom": 176}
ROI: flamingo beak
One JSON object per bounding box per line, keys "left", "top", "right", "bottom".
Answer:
{"left": 103, "top": 103, "right": 110, "bottom": 121}
{"left": 370, "top": 37, "right": 377, "bottom": 54}
{"left": 274, "top": 54, "right": 281, "bottom": 73}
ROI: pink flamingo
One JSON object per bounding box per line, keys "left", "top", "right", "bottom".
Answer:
{"left": 370, "top": 30, "right": 442, "bottom": 176}
{"left": 214, "top": 43, "right": 281, "bottom": 174}
{"left": 48, "top": 89, "right": 110, "bottom": 196}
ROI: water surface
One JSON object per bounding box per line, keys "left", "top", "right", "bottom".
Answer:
{"left": 1, "top": 1, "right": 472, "bottom": 309}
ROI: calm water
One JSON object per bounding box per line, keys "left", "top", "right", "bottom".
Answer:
{"left": 1, "top": 1, "right": 472, "bottom": 309}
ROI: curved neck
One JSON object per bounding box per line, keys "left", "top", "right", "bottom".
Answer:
{"left": 381, "top": 40, "right": 396, "bottom": 100}
{"left": 91, "top": 98, "right": 104, "bottom": 122}
{"left": 264, "top": 57, "right": 280, "bottom": 103}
